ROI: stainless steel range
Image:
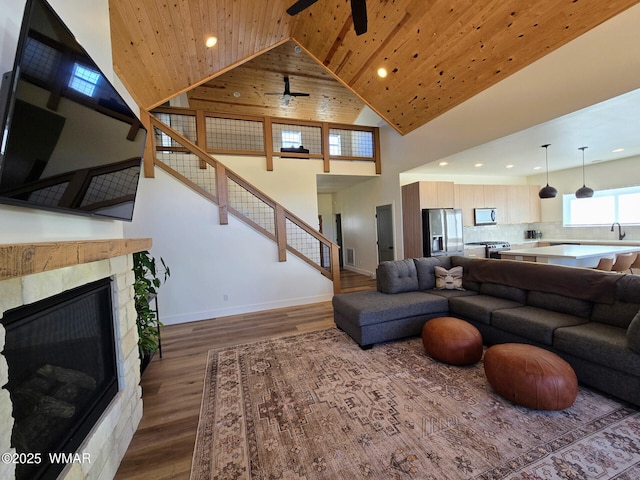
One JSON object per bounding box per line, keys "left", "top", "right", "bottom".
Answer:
{"left": 467, "top": 241, "right": 511, "bottom": 259}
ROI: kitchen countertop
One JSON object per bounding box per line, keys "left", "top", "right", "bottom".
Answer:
{"left": 500, "top": 244, "right": 640, "bottom": 267}
{"left": 540, "top": 238, "right": 640, "bottom": 246}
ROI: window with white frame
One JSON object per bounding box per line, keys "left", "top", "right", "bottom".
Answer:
{"left": 563, "top": 185, "right": 640, "bottom": 226}
{"left": 281, "top": 130, "right": 302, "bottom": 149}
{"left": 329, "top": 133, "right": 341, "bottom": 156}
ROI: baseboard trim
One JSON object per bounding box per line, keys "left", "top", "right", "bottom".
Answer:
{"left": 160, "top": 293, "right": 334, "bottom": 325}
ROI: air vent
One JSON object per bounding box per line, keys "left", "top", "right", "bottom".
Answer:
{"left": 346, "top": 248, "right": 355, "bottom": 266}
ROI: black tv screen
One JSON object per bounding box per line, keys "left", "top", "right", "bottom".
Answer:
{"left": 0, "top": 0, "right": 145, "bottom": 221}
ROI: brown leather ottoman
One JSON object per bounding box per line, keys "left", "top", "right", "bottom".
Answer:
{"left": 483, "top": 343, "right": 578, "bottom": 410}
{"left": 421, "top": 317, "right": 483, "bottom": 365}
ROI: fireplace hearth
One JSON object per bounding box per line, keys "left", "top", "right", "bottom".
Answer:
{"left": 2, "top": 278, "right": 118, "bottom": 480}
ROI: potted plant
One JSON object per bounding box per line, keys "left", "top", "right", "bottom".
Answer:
{"left": 133, "top": 250, "right": 170, "bottom": 372}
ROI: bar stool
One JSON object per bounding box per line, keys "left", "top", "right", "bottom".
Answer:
{"left": 594, "top": 257, "right": 613, "bottom": 271}
{"left": 611, "top": 252, "right": 637, "bottom": 273}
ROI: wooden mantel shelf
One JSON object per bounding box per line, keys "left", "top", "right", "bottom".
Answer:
{"left": 0, "top": 238, "right": 152, "bottom": 281}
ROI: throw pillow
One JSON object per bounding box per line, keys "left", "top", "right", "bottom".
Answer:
{"left": 434, "top": 266, "right": 464, "bottom": 290}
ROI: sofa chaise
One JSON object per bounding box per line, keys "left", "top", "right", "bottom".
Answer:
{"left": 332, "top": 255, "right": 640, "bottom": 407}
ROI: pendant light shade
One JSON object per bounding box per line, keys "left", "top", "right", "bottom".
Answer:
{"left": 575, "top": 146, "right": 594, "bottom": 198}
{"left": 538, "top": 144, "right": 557, "bottom": 199}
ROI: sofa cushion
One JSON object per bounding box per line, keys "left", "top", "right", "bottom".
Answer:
{"left": 450, "top": 255, "right": 482, "bottom": 291}
{"left": 527, "top": 291, "right": 592, "bottom": 318}
{"left": 554, "top": 322, "right": 640, "bottom": 377}
{"left": 591, "top": 301, "right": 640, "bottom": 329}
{"left": 491, "top": 306, "right": 588, "bottom": 346}
{"left": 449, "top": 295, "right": 524, "bottom": 325}
{"left": 464, "top": 257, "right": 620, "bottom": 303}
{"left": 615, "top": 274, "right": 640, "bottom": 303}
{"left": 628, "top": 312, "right": 640, "bottom": 354}
{"left": 376, "top": 259, "right": 419, "bottom": 294}
{"left": 435, "top": 266, "right": 464, "bottom": 290}
{"left": 332, "top": 290, "right": 448, "bottom": 327}
{"left": 414, "top": 256, "right": 452, "bottom": 290}
{"left": 426, "top": 289, "right": 478, "bottom": 300}
{"left": 479, "top": 282, "right": 527, "bottom": 303}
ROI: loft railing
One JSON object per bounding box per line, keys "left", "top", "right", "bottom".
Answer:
{"left": 147, "top": 115, "right": 341, "bottom": 293}
{"left": 150, "top": 106, "right": 381, "bottom": 175}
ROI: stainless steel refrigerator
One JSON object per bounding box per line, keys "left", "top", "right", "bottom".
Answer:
{"left": 422, "top": 208, "right": 464, "bottom": 256}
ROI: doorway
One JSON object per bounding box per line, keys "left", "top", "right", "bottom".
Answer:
{"left": 376, "top": 204, "right": 394, "bottom": 262}
{"left": 335, "top": 213, "right": 344, "bottom": 268}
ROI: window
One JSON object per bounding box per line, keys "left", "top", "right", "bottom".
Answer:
{"left": 563, "top": 186, "right": 640, "bottom": 226}
{"left": 329, "top": 134, "right": 341, "bottom": 156}
{"left": 69, "top": 64, "right": 100, "bottom": 97}
{"left": 281, "top": 130, "right": 302, "bottom": 149}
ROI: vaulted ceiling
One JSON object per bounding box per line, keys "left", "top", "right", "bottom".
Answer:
{"left": 109, "top": 0, "right": 640, "bottom": 135}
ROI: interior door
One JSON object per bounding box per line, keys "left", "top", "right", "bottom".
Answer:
{"left": 376, "top": 204, "right": 394, "bottom": 262}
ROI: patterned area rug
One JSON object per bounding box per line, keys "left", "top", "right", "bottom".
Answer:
{"left": 190, "top": 329, "right": 640, "bottom": 480}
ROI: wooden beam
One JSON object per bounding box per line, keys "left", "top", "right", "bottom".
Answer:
{"left": 140, "top": 110, "right": 156, "bottom": 178}
{"left": 0, "top": 238, "right": 152, "bottom": 281}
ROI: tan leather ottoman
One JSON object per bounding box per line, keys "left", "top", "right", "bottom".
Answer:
{"left": 483, "top": 343, "right": 578, "bottom": 410}
{"left": 421, "top": 316, "right": 483, "bottom": 365}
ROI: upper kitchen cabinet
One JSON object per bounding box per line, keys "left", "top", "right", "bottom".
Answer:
{"left": 455, "top": 184, "right": 484, "bottom": 227}
{"left": 416, "top": 181, "right": 455, "bottom": 209}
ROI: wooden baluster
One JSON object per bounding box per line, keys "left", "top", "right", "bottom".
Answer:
{"left": 216, "top": 164, "right": 229, "bottom": 225}
{"left": 275, "top": 205, "right": 287, "bottom": 262}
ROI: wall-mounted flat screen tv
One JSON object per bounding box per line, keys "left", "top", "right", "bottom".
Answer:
{"left": 0, "top": 0, "right": 145, "bottom": 221}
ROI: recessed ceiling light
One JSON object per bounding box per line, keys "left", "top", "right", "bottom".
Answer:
{"left": 377, "top": 67, "right": 388, "bottom": 78}
{"left": 505, "top": 164, "right": 514, "bottom": 169}
{"left": 612, "top": 147, "right": 625, "bottom": 153}
{"left": 205, "top": 36, "right": 218, "bottom": 48}
{"left": 474, "top": 163, "right": 483, "bottom": 167}
{"left": 294, "top": 45, "right": 302, "bottom": 54}
{"left": 439, "top": 161, "right": 448, "bottom": 166}
{"left": 533, "top": 166, "right": 542, "bottom": 170}
{"left": 233, "top": 92, "right": 241, "bottom": 98}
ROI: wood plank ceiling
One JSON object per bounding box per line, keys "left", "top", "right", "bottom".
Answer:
{"left": 109, "top": 0, "right": 640, "bottom": 135}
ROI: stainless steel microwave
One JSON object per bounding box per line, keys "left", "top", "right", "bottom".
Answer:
{"left": 474, "top": 208, "right": 497, "bottom": 225}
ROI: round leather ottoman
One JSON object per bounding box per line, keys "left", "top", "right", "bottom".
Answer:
{"left": 421, "top": 317, "right": 483, "bottom": 365}
{"left": 483, "top": 343, "right": 578, "bottom": 410}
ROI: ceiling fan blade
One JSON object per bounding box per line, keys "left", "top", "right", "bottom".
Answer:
{"left": 290, "top": 92, "right": 310, "bottom": 97}
{"left": 286, "top": 0, "right": 319, "bottom": 16}
{"left": 350, "top": 0, "right": 367, "bottom": 35}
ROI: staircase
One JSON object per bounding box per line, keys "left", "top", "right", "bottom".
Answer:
{"left": 145, "top": 112, "right": 341, "bottom": 293}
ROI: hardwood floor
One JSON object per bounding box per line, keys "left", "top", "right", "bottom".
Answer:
{"left": 115, "top": 270, "right": 375, "bottom": 479}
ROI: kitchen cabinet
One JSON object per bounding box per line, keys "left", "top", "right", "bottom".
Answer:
{"left": 456, "top": 184, "right": 484, "bottom": 227}
{"left": 401, "top": 181, "right": 455, "bottom": 258}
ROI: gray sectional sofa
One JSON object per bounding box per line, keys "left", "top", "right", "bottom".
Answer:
{"left": 332, "top": 255, "right": 640, "bottom": 406}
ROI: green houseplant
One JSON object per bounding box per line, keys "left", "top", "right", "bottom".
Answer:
{"left": 133, "top": 250, "right": 170, "bottom": 371}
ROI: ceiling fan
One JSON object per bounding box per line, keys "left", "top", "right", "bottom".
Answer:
{"left": 266, "top": 76, "right": 310, "bottom": 105}
{"left": 286, "top": 0, "right": 368, "bottom": 36}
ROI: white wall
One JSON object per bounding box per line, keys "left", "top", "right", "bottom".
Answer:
{"left": 0, "top": 0, "right": 126, "bottom": 243}
{"left": 123, "top": 156, "right": 378, "bottom": 324}
{"left": 529, "top": 154, "right": 640, "bottom": 224}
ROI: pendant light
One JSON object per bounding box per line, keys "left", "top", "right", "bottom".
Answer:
{"left": 575, "top": 146, "right": 594, "bottom": 198}
{"left": 538, "top": 143, "right": 557, "bottom": 199}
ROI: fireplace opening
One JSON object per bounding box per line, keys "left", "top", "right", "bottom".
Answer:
{"left": 1, "top": 277, "right": 118, "bottom": 480}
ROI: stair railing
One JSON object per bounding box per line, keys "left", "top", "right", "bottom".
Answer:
{"left": 148, "top": 115, "right": 341, "bottom": 293}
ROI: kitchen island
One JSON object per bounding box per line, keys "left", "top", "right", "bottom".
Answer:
{"left": 499, "top": 244, "right": 640, "bottom": 267}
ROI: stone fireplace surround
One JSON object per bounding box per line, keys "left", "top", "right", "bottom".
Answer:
{"left": 0, "top": 238, "right": 151, "bottom": 480}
